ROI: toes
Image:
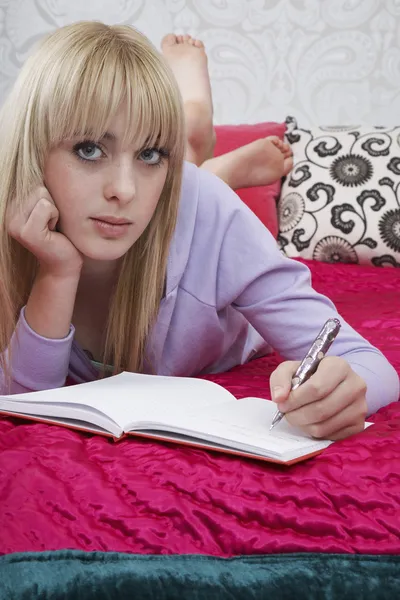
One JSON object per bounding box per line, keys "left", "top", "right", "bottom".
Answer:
{"left": 269, "top": 137, "right": 289, "bottom": 154}
{"left": 186, "top": 37, "right": 205, "bottom": 49}
{"left": 161, "top": 33, "right": 178, "bottom": 49}
{"left": 283, "top": 157, "right": 294, "bottom": 176}
{"left": 282, "top": 142, "right": 293, "bottom": 158}
{"left": 170, "top": 33, "right": 205, "bottom": 49}
{"left": 267, "top": 135, "right": 280, "bottom": 144}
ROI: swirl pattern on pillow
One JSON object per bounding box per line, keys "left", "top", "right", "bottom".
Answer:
{"left": 279, "top": 117, "right": 400, "bottom": 267}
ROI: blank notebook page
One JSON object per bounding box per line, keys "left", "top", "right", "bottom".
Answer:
{"left": 173, "top": 397, "right": 328, "bottom": 453}
{"left": 4, "top": 372, "right": 235, "bottom": 429}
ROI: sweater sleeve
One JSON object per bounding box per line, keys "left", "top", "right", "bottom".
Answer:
{"left": 0, "top": 307, "right": 74, "bottom": 394}
{"left": 216, "top": 201, "right": 399, "bottom": 416}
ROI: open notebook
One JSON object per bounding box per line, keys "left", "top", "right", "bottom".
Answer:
{"left": 0, "top": 372, "right": 370, "bottom": 465}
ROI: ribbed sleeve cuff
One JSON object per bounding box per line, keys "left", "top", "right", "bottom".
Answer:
{"left": 9, "top": 307, "right": 75, "bottom": 391}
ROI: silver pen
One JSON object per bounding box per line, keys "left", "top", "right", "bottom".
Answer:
{"left": 269, "top": 318, "right": 341, "bottom": 430}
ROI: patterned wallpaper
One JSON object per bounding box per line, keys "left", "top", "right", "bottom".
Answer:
{"left": 1, "top": 0, "right": 399, "bottom": 126}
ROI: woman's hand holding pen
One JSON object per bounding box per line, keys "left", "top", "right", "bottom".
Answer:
{"left": 270, "top": 356, "right": 368, "bottom": 440}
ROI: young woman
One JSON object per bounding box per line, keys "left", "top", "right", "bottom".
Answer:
{"left": 0, "top": 22, "right": 398, "bottom": 443}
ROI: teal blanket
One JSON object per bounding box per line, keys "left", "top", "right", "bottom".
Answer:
{"left": 1, "top": 551, "right": 400, "bottom": 599}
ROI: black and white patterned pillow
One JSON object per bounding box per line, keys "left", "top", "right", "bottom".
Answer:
{"left": 278, "top": 117, "right": 400, "bottom": 267}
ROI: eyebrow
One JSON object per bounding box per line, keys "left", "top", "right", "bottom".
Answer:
{"left": 71, "top": 131, "right": 117, "bottom": 141}
{"left": 68, "top": 130, "right": 117, "bottom": 142}
{"left": 101, "top": 132, "right": 116, "bottom": 142}
{"left": 71, "top": 131, "right": 163, "bottom": 148}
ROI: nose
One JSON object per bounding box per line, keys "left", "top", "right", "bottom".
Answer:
{"left": 104, "top": 158, "right": 136, "bottom": 206}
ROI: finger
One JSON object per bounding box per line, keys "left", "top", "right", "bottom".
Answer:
{"left": 23, "top": 197, "right": 59, "bottom": 238}
{"left": 284, "top": 374, "right": 364, "bottom": 427}
{"left": 269, "top": 361, "right": 300, "bottom": 403}
{"left": 21, "top": 187, "right": 52, "bottom": 221}
{"left": 7, "top": 187, "right": 51, "bottom": 229}
{"left": 48, "top": 215, "right": 59, "bottom": 231}
{"left": 326, "top": 421, "right": 366, "bottom": 441}
{"left": 278, "top": 356, "right": 349, "bottom": 413}
{"left": 294, "top": 396, "right": 367, "bottom": 440}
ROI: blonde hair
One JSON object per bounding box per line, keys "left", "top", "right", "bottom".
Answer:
{"left": 0, "top": 21, "right": 185, "bottom": 378}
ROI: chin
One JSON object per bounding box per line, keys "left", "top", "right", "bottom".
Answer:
{"left": 79, "top": 242, "right": 133, "bottom": 262}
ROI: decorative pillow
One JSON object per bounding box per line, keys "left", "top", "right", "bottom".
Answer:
{"left": 278, "top": 117, "right": 400, "bottom": 267}
{"left": 214, "top": 122, "right": 287, "bottom": 238}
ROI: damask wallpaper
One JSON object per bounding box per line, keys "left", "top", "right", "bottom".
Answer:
{"left": 0, "top": 0, "right": 399, "bottom": 126}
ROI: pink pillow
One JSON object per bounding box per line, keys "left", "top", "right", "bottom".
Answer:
{"left": 213, "top": 122, "right": 287, "bottom": 238}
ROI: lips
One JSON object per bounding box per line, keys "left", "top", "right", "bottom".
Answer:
{"left": 91, "top": 216, "right": 133, "bottom": 239}
{"left": 92, "top": 216, "right": 132, "bottom": 225}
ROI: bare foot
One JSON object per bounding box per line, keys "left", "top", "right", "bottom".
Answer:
{"left": 161, "top": 33, "right": 215, "bottom": 166}
{"left": 201, "top": 136, "right": 293, "bottom": 190}
{"left": 269, "top": 137, "right": 294, "bottom": 177}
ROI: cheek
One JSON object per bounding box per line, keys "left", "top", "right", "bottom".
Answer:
{"left": 44, "top": 156, "right": 69, "bottom": 200}
{"left": 143, "top": 171, "right": 167, "bottom": 214}
{"left": 44, "top": 159, "right": 86, "bottom": 217}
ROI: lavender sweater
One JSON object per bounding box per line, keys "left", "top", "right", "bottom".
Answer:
{"left": 4, "top": 162, "right": 399, "bottom": 415}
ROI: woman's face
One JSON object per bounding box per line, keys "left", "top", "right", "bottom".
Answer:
{"left": 43, "top": 109, "right": 169, "bottom": 263}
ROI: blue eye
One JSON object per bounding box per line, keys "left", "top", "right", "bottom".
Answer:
{"left": 139, "top": 147, "right": 169, "bottom": 166}
{"left": 139, "top": 148, "right": 162, "bottom": 165}
{"left": 73, "top": 142, "right": 103, "bottom": 161}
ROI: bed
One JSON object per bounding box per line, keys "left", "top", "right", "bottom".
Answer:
{"left": 0, "top": 257, "right": 399, "bottom": 598}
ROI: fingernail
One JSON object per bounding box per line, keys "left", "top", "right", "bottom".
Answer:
{"left": 272, "top": 386, "right": 284, "bottom": 402}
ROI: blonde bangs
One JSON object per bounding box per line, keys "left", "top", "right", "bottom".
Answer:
{"left": 34, "top": 22, "right": 184, "bottom": 161}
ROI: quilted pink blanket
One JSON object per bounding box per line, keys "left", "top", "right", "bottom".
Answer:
{"left": 1, "top": 260, "right": 399, "bottom": 556}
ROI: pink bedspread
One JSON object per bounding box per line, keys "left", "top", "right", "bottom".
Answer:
{"left": 1, "top": 260, "right": 400, "bottom": 556}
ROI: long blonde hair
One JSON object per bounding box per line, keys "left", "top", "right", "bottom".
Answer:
{"left": 0, "top": 21, "right": 185, "bottom": 378}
